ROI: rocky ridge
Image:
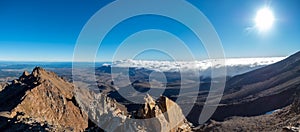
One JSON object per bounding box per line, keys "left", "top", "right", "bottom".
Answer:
{"left": 0, "top": 82, "right": 8, "bottom": 92}
{"left": 0, "top": 67, "right": 88, "bottom": 131}
{"left": 206, "top": 51, "right": 300, "bottom": 121}
{"left": 198, "top": 97, "right": 300, "bottom": 132}
{"left": 0, "top": 67, "right": 193, "bottom": 132}
{"left": 76, "top": 88, "right": 193, "bottom": 131}
{"left": 135, "top": 95, "right": 192, "bottom": 131}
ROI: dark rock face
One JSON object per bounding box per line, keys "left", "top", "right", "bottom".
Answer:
{"left": 198, "top": 97, "right": 300, "bottom": 131}
{"left": 185, "top": 52, "right": 300, "bottom": 125}
{"left": 210, "top": 51, "right": 300, "bottom": 120}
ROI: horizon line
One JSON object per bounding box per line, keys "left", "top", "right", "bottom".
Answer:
{"left": 0, "top": 56, "right": 287, "bottom": 63}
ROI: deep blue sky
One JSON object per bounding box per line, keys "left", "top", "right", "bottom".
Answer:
{"left": 0, "top": 0, "right": 299, "bottom": 61}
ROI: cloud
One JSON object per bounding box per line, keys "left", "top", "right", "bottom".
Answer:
{"left": 110, "top": 57, "right": 286, "bottom": 77}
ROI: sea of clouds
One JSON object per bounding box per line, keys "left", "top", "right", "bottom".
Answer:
{"left": 109, "top": 57, "right": 286, "bottom": 77}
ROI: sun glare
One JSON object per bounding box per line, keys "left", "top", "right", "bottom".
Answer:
{"left": 255, "top": 7, "right": 275, "bottom": 31}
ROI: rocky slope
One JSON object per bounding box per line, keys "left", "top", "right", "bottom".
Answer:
{"left": 198, "top": 97, "right": 300, "bottom": 131}
{"left": 0, "top": 67, "right": 88, "bottom": 131}
{"left": 0, "top": 82, "right": 8, "bottom": 92}
{"left": 0, "top": 67, "right": 193, "bottom": 131}
{"left": 76, "top": 88, "right": 193, "bottom": 131}
{"left": 209, "top": 51, "right": 300, "bottom": 120}
{"left": 135, "top": 95, "right": 192, "bottom": 132}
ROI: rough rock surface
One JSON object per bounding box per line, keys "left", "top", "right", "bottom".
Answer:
{"left": 211, "top": 51, "right": 300, "bottom": 121}
{"left": 75, "top": 87, "right": 129, "bottom": 131}
{"left": 0, "top": 67, "right": 88, "bottom": 131}
{"left": 0, "top": 82, "right": 8, "bottom": 92}
{"left": 135, "top": 95, "right": 193, "bottom": 132}
{"left": 77, "top": 88, "right": 194, "bottom": 131}
{"left": 0, "top": 67, "right": 193, "bottom": 132}
{"left": 197, "top": 97, "right": 300, "bottom": 132}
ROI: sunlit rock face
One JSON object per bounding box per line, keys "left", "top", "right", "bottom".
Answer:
{"left": 135, "top": 95, "right": 193, "bottom": 132}
{"left": 0, "top": 67, "right": 194, "bottom": 131}
{"left": 77, "top": 90, "right": 193, "bottom": 132}
{"left": 0, "top": 67, "right": 88, "bottom": 131}
{"left": 0, "top": 82, "right": 8, "bottom": 92}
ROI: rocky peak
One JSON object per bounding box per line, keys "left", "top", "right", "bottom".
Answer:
{"left": 0, "top": 67, "right": 88, "bottom": 131}
{"left": 134, "top": 94, "right": 193, "bottom": 131}
{"left": 0, "top": 82, "right": 8, "bottom": 92}
{"left": 77, "top": 90, "right": 193, "bottom": 131}
{"left": 16, "top": 67, "right": 46, "bottom": 86}
{"left": 136, "top": 94, "right": 157, "bottom": 118}
{"left": 145, "top": 94, "right": 156, "bottom": 108}
{"left": 21, "top": 70, "right": 30, "bottom": 77}
{"left": 1, "top": 67, "right": 193, "bottom": 131}
{"left": 32, "top": 66, "right": 46, "bottom": 77}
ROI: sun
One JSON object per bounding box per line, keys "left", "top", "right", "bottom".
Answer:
{"left": 255, "top": 7, "right": 275, "bottom": 31}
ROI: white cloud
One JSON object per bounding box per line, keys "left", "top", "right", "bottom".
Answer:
{"left": 110, "top": 57, "right": 286, "bottom": 77}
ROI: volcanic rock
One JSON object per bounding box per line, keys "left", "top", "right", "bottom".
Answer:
{"left": 208, "top": 51, "right": 300, "bottom": 121}
{"left": 135, "top": 94, "right": 193, "bottom": 132}
{"left": 198, "top": 97, "right": 300, "bottom": 131}
{"left": 76, "top": 90, "right": 193, "bottom": 131}
{"left": 0, "top": 82, "right": 8, "bottom": 92}
{"left": 0, "top": 67, "right": 88, "bottom": 131}
{"left": 0, "top": 67, "right": 194, "bottom": 132}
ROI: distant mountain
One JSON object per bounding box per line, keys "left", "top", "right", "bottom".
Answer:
{"left": 211, "top": 51, "right": 300, "bottom": 120}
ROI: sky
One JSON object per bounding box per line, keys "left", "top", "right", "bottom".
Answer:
{"left": 0, "top": 0, "right": 299, "bottom": 62}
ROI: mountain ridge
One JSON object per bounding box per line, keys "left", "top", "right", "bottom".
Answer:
{"left": 210, "top": 51, "right": 300, "bottom": 120}
{"left": 0, "top": 67, "right": 88, "bottom": 131}
{"left": 0, "top": 67, "right": 193, "bottom": 131}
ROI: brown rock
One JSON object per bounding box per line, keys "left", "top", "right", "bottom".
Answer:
{"left": 136, "top": 94, "right": 193, "bottom": 132}
{"left": 0, "top": 67, "right": 194, "bottom": 132}
{"left": 12, "top": 79, "right": 19, "bottom": 85}
{"left": 22, "top": 70, "right": 30, "bottom": 77}
{"left": 1, "top": 67, "right": 88, "bottom": 131}
{"left": 0, "top": 82, "right": 8, "bottom": 92}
